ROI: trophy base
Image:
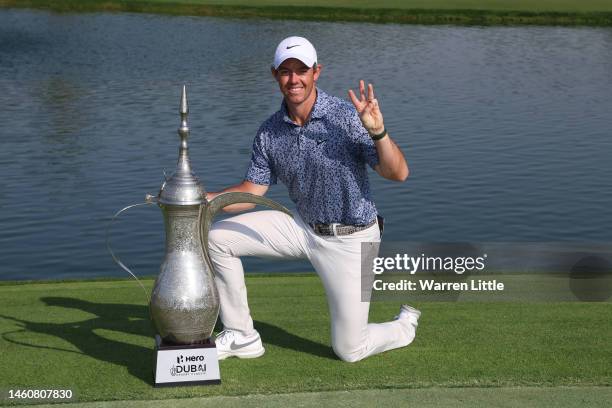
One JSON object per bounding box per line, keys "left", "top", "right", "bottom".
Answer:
{"left": 153, "top": 335, "right": 221, "bottom": 387}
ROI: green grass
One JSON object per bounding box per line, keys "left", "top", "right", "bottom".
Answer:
{"left": 2, "top": 0, "right": 612, "bottom": 25}
{"left": 0, "top": 275, "right": 610, "bottom": 406}
{"left": 20, "top": 387, "right": 612, "bottom": 407}
{"left": 77, "top": 0, "right": 612, "bottom": 12}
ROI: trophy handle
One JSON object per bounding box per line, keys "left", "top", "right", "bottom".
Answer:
{"left": 106, "top": 198, "right": 157, "bottom": 302}
{"left": 199, "top": 192, "right": 293, "bottom": 275}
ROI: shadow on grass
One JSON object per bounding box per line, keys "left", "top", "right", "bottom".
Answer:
{"left": 213, "top": 318, "right": 336, "bottom": 361}
{"left": 0, "top": 296, "right": 155, "bottom": 385}
{"left": 2, "top": 296, "right": 337, "bottom": 385}
{"left": 254, "top": 320, "right": 336, "bottom": 360}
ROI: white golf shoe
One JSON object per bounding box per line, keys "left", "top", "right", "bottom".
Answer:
{"left": 395, "top": 304, "right": 421, "bottom": 327}
{"left": 394, "top": 304, "right": 421, "bottom": 344}
{"left": 215, "top": 329, "right": 265, "bottom": 360}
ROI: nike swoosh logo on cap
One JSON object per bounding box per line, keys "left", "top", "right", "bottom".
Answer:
{"left": 286, "top": 45, "right": 300, "bottom": 49}
{"left": 229, "top": 338, "right": 259, "bottom": 350}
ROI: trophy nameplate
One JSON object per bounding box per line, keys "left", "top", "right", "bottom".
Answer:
{"left": 154, "top": 336, "right": 221, "bottom": 387}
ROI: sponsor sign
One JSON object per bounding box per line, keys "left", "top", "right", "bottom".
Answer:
{"left": 154, "top": 338, "right": 220, "bottom": 386}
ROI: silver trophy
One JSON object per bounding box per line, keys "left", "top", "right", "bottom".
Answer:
{"left": 108, "top": 86, "right": 291, "bottom": 386}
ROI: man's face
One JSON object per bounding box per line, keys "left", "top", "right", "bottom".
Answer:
{"left": 273, "top": 58, "right": 321, "bottom": 107}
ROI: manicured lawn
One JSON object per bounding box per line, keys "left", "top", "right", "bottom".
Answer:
{"left": 0, "top": 275, "right": 610, "bottom": 406}
{"left": 19, "top": 387, "right": 612, "bottom": 407}
{"left": 143, "top": 0, "right": 612, "bottom": 12}
{"left": 2, "top": 0, "right": 612, "bottom": 25}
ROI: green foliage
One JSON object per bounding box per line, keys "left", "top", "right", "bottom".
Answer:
{"left": 0, "top": 276, "right": 610, "bottom": 405}
{"left": 1, "top": 0, "right": 612, "bottom": 25}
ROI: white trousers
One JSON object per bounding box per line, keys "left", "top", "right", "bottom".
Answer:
{"left": 208, "top": 210, "right": 414, "bottom": 362}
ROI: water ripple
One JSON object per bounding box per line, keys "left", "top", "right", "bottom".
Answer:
{"left": 1, "top": 10, "right": 612, "bottom": 280}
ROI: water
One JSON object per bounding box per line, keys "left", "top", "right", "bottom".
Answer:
{"left": 1, "top": 10, "right": 611, "bottom": 281}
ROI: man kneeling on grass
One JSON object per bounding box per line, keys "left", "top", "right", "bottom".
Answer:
{"left": 206, "top": 36, "right": 420, "bottom": 362}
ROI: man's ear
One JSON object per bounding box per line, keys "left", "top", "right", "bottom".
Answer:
{"left": 313, "top": 63, "right": 322, "bottom": 81}
{"left": 271, "top": 66, "right": 277, "bottom": 79}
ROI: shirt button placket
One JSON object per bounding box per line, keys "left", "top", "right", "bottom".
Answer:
{"left": 298, "top": 127, "right": 305, "bottom": 151}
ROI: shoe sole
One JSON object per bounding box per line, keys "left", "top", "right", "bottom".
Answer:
{"left": 218, "top": 347, "right": 265, "bottom": 361}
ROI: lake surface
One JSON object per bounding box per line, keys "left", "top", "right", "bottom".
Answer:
{"left": 1, "top": 9, "right": 611, "bottom": 281}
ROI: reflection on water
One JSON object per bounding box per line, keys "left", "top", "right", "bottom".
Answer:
{"left": 1, "top": 10, "right": 612, "bottom": 281}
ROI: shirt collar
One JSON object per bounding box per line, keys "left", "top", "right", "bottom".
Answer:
{"left": 281, "top": 88, "right": 329, "bottom": 125}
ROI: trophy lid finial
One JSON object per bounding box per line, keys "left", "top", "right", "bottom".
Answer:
{"left": 178, "top": 85, "right": 189, "bottom": 150}
{"left": 180, "top": 85, "right": 188, "bottom": 115}
{"left": 157, "top": 85, "right": 205, "bottom": 206}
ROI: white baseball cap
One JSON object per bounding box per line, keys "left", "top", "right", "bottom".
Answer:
{"left": 273, "top": 36, "right": 318, "bottom": 69}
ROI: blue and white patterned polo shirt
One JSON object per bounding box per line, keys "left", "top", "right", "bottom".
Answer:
{"left": 245, "top": 89, "right": 379, "bottom": 225}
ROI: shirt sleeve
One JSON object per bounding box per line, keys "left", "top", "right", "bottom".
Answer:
{"left": 244, "top": 130, "right": 277, "bottom": 185}
{"left": 350, "top": 109, "right": 379, "bottom": 169}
